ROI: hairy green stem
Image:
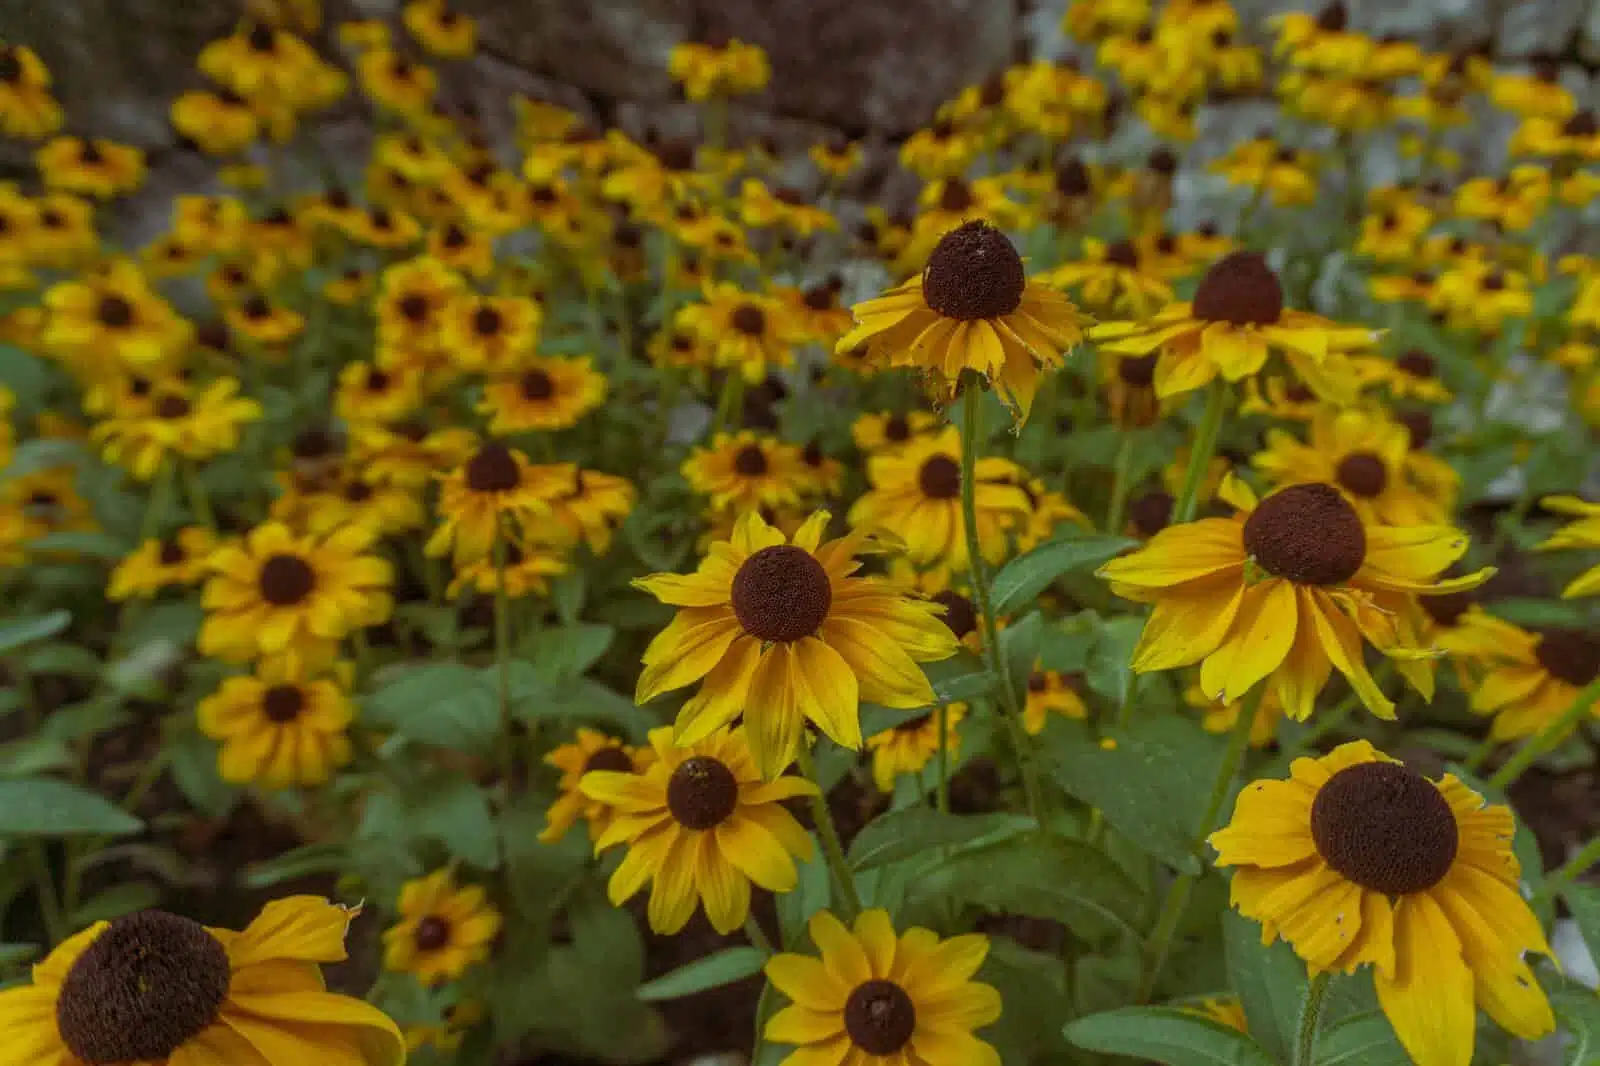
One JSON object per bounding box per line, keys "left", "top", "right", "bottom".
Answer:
{"left": 797, "top": 743, "right": 862, "bottom": 920}
{"left": 1105, "top": 431, "right": 1136, "bottom": 536}
{"left": 1292, "top": 973, "right": 1333, "bottom": 1066}
{"left": 1173, "top": 380, "right": 1229, "bottom": 524}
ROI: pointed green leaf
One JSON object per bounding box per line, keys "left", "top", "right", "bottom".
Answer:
{"left": 991, "top": 534, "right": 1137, "bottom": 616}
{"left": 1223, "top": 910, "right": 1306, "bottom": 1062}
{"left": 0, "top": 778, "right": 142, "bottom": 836}
{"left": 1315, "top": 1011, "right": 1410, "bottom": 1066}
{"left": 1066, "top": 1006, "right": 1276, "bottom": 1066}
{"left": 847, "top": 808, "right": 1032, "bottom": 871}
{"left": 636, "top": 946, "right": 767, "bottom": 1002}
{"left": 0, "top": 610, "right": 71, "bottom": 654}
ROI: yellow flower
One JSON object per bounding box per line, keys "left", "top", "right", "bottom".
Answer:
{"left": 739, "top": 180, "right": 837, "bottom": 237}
{"left": 898, "top": 118, "right": 984, "bottom": 180}
{"left": 1064, "top": 0, "right": 1151, "bottom": 42}
{"left": 868, "top": 703, "right": 966, "bottom": 792}
{"left": 839, "top": 221, "right": 1088, "bottom": 421}
{"left": 351, "top": 421, "right": 477, "bottom": 491}
{"left": 809, "top": 136, "right": 862, "bottom": 179}
{"left": 25, "top": 192, "right": 95, "bottom": 267}
{"left": 1431, "top": 262, "right": 1533, "bottom": 334}
{"left": 199, "top": 521, "right": 394, "bottom": 671}
{"left": 1024, "top": 668, "right": 1088, "bottom": 733}
{"left": 277, "top": 470, "right": 426, "bottom": 539}
{"left": 0, "top": 42, "right": 62, "bottom": 139}
{"left": 440, "top": 292, "right": 542, "bottom": 372}
{"left": 43, "top": 259, "right": 192, "bottom": 371}
{"left": 107, "top": 527, "right": 217, "bottom": 600}
{"left": 35, "top": 135, "right": 145, "bottom": 198}
{"left": 170, "top": 89, "right": 260, "bottom": 156}
{"left": 3, "top": 466, "right": 95, "bottom": 544}
{"left": 1355, "top": 200, "right": 1432, "bottom": 262}
{"left": 538, "top": 727, "right": 653, "bottom": 844}
{"left": 91, "top": 379, "right": 262, "bottom": 481}
{"left": 426, "top": 219, "right": 494, "bottom": 277}
{"left": 1210, "top": 137, "right": 1318, "bottom": 206}
{"left": 479, "top": 355, "right": 606, "bottom": 434}
{"left": 1093, "top": 251, "right": 1377, "bottom": 403}
{"left": 583, "top": 724, "right": 815, "bottom": 933}
{"left": 851, "top": 410, "right": 941, "bottom": 454}
{"left": 1098, "top": 477, "right": 1492, "bottom": 719}
{"left": 1038, "top": 237, "right": 1175, "bottom": 317}
{"left": 1239, "top": 375, "right": 1321, "bottom": 421}
{"left": 335, "top": 361, "right": 423, "bottom": 425}
{"left": 226, "top": 293, "right": 305, "bottom": 346}
{"left": 668, "top": 38, "right": 772, "bottom": 100}
{"left": 0, "top": 897, "right": 403, "bottom": 1065}
{"left": 198, "top": 660, "right": 354, "bottom": 788}
{"left": 357, "top": 48, "right": 437, "bottom": 117}
{"left": 902, "top": 176, "right": 1021, "bottom": 266}
{"left": 1350, "top": 348, "right": 1452, "bottom": 404}
{"left": 1253, "top": 407, "right": 1451, "bottom": 525}
{"left": 1490, "top": 61, "right": 1575, "bottom": 120}
{"left": 1211, "top": 740, "right": 1553, "bottom": 1066}
{"left": 405, "top": 1001, "right": 483, "bottom": 1052}
{"left": 849, "top": 427, "right": 1032, "bottom": 576}
{"left": 375, "top": 255, "right": 465, "bottom": 354}
{"left": 445, "top": 536, "right": 568, "bottom": 600}
{"left": 426, "top": 442, "right": 573, "bottom": 566}
{"left": 403, "top": 0, "right": 476, "bottom": 58}
{"left": 1535, "top": 494, "right": 1600, "bottom": 597}
{"left": 1471, "top": 620, "right": 1599, "bottom": 740}
{"left": 683, "top": 431, "right": 808, "bottom": 514}
{"left": 383, "top": 870, "right": 502, "bottom": 985}
{"left": 633, "top": 510, "right": 960, "bottom": 777}
{"left": 1184, "top": 680, "right": 1283, "bottom": 747}
{"left": 677, "top": 283, "right": 801, "bottom": 384}
{"left": 1454, "top": 167, "right": 1552, "bottom": 232}
{"left": 764, "top": 908, "right": 1003, "bottom": 1066}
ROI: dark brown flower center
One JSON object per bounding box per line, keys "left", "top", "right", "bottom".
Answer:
{"left": 666, "top": 756, "right": 739, "bottom": 830}
{"left": 1563, "top": 110, "right": 1598, "bottom": 137}
{"left": 156, "top": 395, "right": 192, "bottom": 420}
{"left": 844, "top": 979, "right": 917, "bottom": 1055}
{"left": 1243, "top": 483, "right": 1366, "bottom": 585}
{"left": 365, "top": 367, "right": 391, "bottom": 392}
{"left": 1117, "top": 354, "right": 1157, "bottom": 387}
{"left": 259, "top": 554, "right": 316, "bottom": 605}
{"left": 0, "top": 49, "right": 20, "bottom": 83}
{"left": 1285, "top": 381, "right": 1315, "bottom": 403}
{"left": 519, "top": 369, "right": 554, "bottom": 401}
{"left": 98, "top": 295, "right": 134, "bottom": 328}
{"left": 731, "top": 304, "right": 767, "bottom": 337}
{"left": 1396, "top": 410, "right": 1433, "bottom": 450}
{"left": 1105, "top": 240, "right": 1139, "bottom": 268}
{"left": 1310, "top": 761, "right": 1458, "bottom": 895}
{"left": 1055, "top": 159, "right": 1090, "bottom": 197}
{"left": 1147, "top": 146, "right": 1177, "bottom": 174}
{"left": 884, "top": 414, "right": 911, "bottom": 442}
{"left": 158, "top": 539, "right": 186, "bottom": 565}
{"left": 1192, "top": 251, "right": 1284, "bottom": 326}
{"left": 292, "top": 428, "right": 337, "bottom": 459}
{"left": 1315, "top": 0, "right": 1348, "bottom": 31}
{"left": 917, "top": 455, "right": 962, "bottom": 500}
{"left": 80, "top": 140, "right": 105, "bottom": 165}
{"left": 1336, "top": 452, "right": 1388, "bottom": 498}
{"left": 922, "top": 220, "right": 1026, "bottom": 321}
{"left": 1535, "top": 629, "right": 1600, "bottom": 687}
{"left": 414, "top": 915, "right": 452, "bottom": 952}
{"left": 933, "top": 590, "right": 978, "bottom": 640}
{"left": 1420, "top": 588, "right": 1472, "bottom": 628}
{"left": 1027, "top": 671, "right": 1048, "bottom": 693}
{"left": 733, "top": 445, "right": 769, "bottom": 477}
{"left": 248, "top": 23, "right": 276, "bottom": 51}
{"left": 472, "top": 306, "right": 504, "bottom": 337}
{"left": 262, "top": 684, "right": 305, "bottom": 724}
{"left": 1396, "top": 349, "right": 1436, "bottom": 379}
{"left": 583, "top": 746, "right": 634, "bottom": 775}
{"left": 344, "top": 481, "right": 374, "bottom": 502}
{"left": 466, "top": 443, "right": 521, "bottom": 493}
{"left": 1129, "top": 491, "right": 1174, "bottom": 537}
{"left": 1482, "top": 272, "right": 1506, "bottom": 292}
{"left": 939, "top": 178, "right": 975, "bottom": 214}
{"left": 730, "top": 545, "right": 833, "bottom": 643}
{"left": 56, "top": 911, "right": 231, "bottom": 1064}
{"left": 398, "top": 293, "right": 430, "bottom": 322}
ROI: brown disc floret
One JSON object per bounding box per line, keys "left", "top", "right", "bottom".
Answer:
{"left": 1243, "top": 483, "right": 1366, "bottom": 585}
{"left": 1310, "top": 761, "right": 1458, "bottom": 895}
{"left": 730, "top": 545, "right": 833, "bottom": 643}
{"left": 921, "top": 221, "right": 1026, "bottom": 321}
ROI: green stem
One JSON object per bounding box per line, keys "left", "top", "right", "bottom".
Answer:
{"left": 493, "top": 525, "right": 515, "bottom": 789}
{"left": 711, "top": 371, "right": 745, "bottom": 438}
{"left": 959, "top": 387, "right": 1048, "bottom": 823}
{"left": 181, "top": 461, "right": 216, "bottom": 530}
{"left": 1105, "top": 431, "right": 1136, "bottom": 535}
{"left": 1538, "top": 835, "right": 1600, "bottom": 899}
{"left": 28, "top": 842, "right": 65, "bottom": 944}
{"left": 1292, "top": 973, "right": 1333, "bottom": 1066}
{"left": 1488, "top": 679, "right": 1600, "bottom": 791}
{"left": 936, "top": 702, "right": 951, "bottom": 814}
{"left": 1461, "top": 732, "right": 1499, "bottom": 774}
{"left": 140, "top": 460, "right": 175, "bottom": 543}
{"left": 744, "top": 915, "right": 775, "bottom": 956}
{"left": 797, "top": 742, "right": 862, "bottom": 920}
{"left": 1172, "top": 380, "right": 1229, "bottom": 524}
{"left": 1137, "top": 686, "right": 1261, "bottom": 1001}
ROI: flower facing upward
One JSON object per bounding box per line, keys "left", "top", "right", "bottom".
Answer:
{"left": 108, "top": 526, "right": 216, "bottom": 600}
{"left": 633, "top": 510, "right": 960, "bottom": 778}
{"left": 838, "top": 220, "right": 1089, "bottom": 421}
{"left": 539, "top": 727, "right": 653, "bottom": 844}
{"left": 1098, "top": 477, "right": 1492, "bottom": 719}
{"left": 198, "top": 659, "right": 354, "bottom": 788}
{"left": 1211, "top": 741, "right": 1553, "bottom": 1066}
{"left": 383, "top": 870, "right": 502, "bottom": 985}
{"left": 582, "top": 725, "right": 817, "bottom": 934}
{"left": 1535, "top": 494, "right": 1600, "bottom": 598}
{"left": 1253, "top": 407, "right": 1451, "bottom": 525}
{"left": 0, "top": 897, "right": 403, "bottom": 1066}
{"left": 1092, "top": 250, "right": 1378, "bottom": 402}
{"left": 479, "top": 355, "right": 607, "bottom": 434}
{"left": 764, "top": 908, "right": 1002, "bottom": 1066}
{"left": 0, "top": 43, "right": 63, "bottom": 139}
{"left": 425, "top": 441, "right": 573, "bottom": 566}
{"left": 683, "top": 431, "right": 808, "bottom": 514}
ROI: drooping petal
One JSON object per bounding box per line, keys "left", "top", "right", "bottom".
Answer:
{"left": 1373, "top": 895, "right": 1475, "bottom": 1066}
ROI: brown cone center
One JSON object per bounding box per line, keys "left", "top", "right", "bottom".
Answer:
{"left": 844, "top": 979, "right": 917, "bottom": 1055}
{"left": 259, "top": 554, "right": 316, "bottom": 605}
{"left": 731, "top": 545, "right": 833, "bottom": 643}
{"left": 1336, "top": 452, "right": 1389, "bottom": 498}
{"left": 917, "top": 455, "right": 962, "bottom": 500}
{"left": 466, "top": 444, "right": 521, "bottom": 493}
{"left": 666, "top": 756, "right": 739, "bottom": 830}
{"left": 1310, "top": 761, "right": 1458, "bottom": 895}
{"left": 1535, "top": 629, "right": 1600, "bottom": 687}
{"left": 1242, "top": 483, "right": 1366, "bottom": 585}
{"left": 922, "top": 220, "right": 1026, "bottom": 321}
{"left": 1192, "top": 251, "right": 1284, "bottom": 326}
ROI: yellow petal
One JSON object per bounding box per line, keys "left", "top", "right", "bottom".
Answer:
{"left": 1374, "top": 895, "right": 1475, "bottom": 1066}
{"left": 228, "top": 897, "right": 354, "bottom": 970}
{"left": 1200, "top": 579, "right": 1298, "bottom": 704}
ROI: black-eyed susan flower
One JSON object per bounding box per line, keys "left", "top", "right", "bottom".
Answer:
{"left": 1351, "top": 348, "right": 1452, "bottom": 404}
{"left": 5, "top": 466, "right": 96, "bottom": 543}
{"left": 548, "top": 469, "right": 635, "bottom": 556}
{"left": 1098, "top": 477, "right": 1491, "bottom": 719}
{"left": 108, "top": 527, "right": 217, "bottom": 600}
{"left": 1535, "top": 494, "right": 1600, "bottom": 598}
{"left": 334, "top": 362, "right": 423, "bottom": 425}
{"left": 903, "top": 177, "right": 1021, "bottom": 265}
{"left": 809, "top": 135, "right": 861, "bottom": 179}
{"left": 1184, "top": 680, "right": 1284, "bottom": 747}
{"left": 1093, "top": 251, "right": 1376, "bottom": 403}
{"left": 289, "top": 472, "right": 427, "bottom": 539}
{"left": 899, "top": 117, "right": 982, "bottom": 179}
{"left": 0, "top": 42, "right": 62, "bottom": 139}
{"left": 538, "top": 727, "right": 652, "bottom": 844}
{"left": 633, "top": 510, "right": 960, "bottom": 777}
{"left": 91, "top": 379, "right": 262, "bottom": 481}
{"left": 677, "top": 283, "right": 800, "bottom": 384}
{"left": 1355, "top": 200, "right": 1432, "bottom": 263}
{"left": 375, "top": 255, "right": 464, "bottom": 353}
{"left": 683, "top": 432, "right": 807, "bottom": 514}
{"left": 440, "top": 292, "right": 541, "bottom": 372}
{"left": 358, "top": 48, "right": 437, "bottom": 117}
{"left": 1253, "top": 408, "right": 1449, "bottom": 525}
{"left": 425, "top": 441, "right": 572, "bottom": 565}
{"left": 1211, "top": 740, "right": 1553, "bottom": 1066}
{"left": 405, "top": 1001, "right": 484, "bottom": 1053}
{"left": 446, "top": 536, "right": 568, "bottom": 600}
{"left": 1431, "top": 262, "right": 1533, "bottom": 334}
{"left": 351, "top": 421, "right": 477, "bottom": 491}
{"left": 1039, "top": 237, "right": 1175, "bottom": 317}
{"left": 383, "top": 870, "right": 502, "bottom": 985}
{"left": 848, "top": 427, "right": 1032, "bottom": 577}
{"left": 839, "top": 220, "right": 1088, "bottom": 420}
{"left": 852, "top": 410, "right": 940, "bottom": 454}
{"left": 43, "top": 259, "right": 192, "bottom": 371}
{"left": 171, "top": 89, "right": 260, "bottom": 156}
{"left": 1023, "top": 668, "right": 1088, "bottom": 733}
{"left": 199, "top": 521, "right": 394, "bottom": 671}
{"left": 1471, "top": 623, "right": 1599, "bottom": 740}
{"left": 668, "top": 37, "right": 772, "bottom": 100}
{"left": 0, "top": 897, "right": 404, "bottom": 1065}
{"left": 35, "top": 135, "right": 144, "bottom": 199}
{"left": 403, "top": 0, "right": 476, "bottom": 58}
{"left": 226, "top": 293, "right": 305, "bottom": 346}
{"left": 1490, "top": 59, "right": 1575, "bottom": 120}
{"left": 198, "top": 661, "right": 354, "bottom": 788}
{"left": 868, "top": 703, "right": 966, "bottom": 792}
{"left": 1454, "top": 167, "right": 1552, "bottom": 232}
{"left": 426, "top": 219, "right": 494, "bottom": 276}
{"left": 739, "top": 180, "right": 837, "bottom": 237}
{"left": 479, "top": 355, "right": 606, "bottom": 434}
{"left": 764, "top": 908, "right": 1002, "bottom": 1066}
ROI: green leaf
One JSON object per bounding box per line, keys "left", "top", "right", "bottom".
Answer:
{"left": 365, "top": 664, "right": 499, "bottom": 753}
{"left": 1223, "top": 910, "right": 1305, "bottom": 1062}
{"left": 519, "top": 624, "right": 615, "bottom": 683}
{"left": 636, "top": 946, "right": 767, "bottom": 1001}
{"left": 980, "top": 938, "right": 1074, "bottom": 1063}
{"left": 550, "top": 572, "right": 587, "bottom": 626}
{"left": 27, "top": 531, "right": 130, "bottom": 561}
{"left": 1562, "top": 882, "right": 1600, "bottom": 964}
{"left": 0, "top": 779, "right": 142, "bottom": 836}
{"left": 1040, "top": 714, "right": 1224, "bottom": 874}
{"left": 0, "top": 610, "right": 71, "bottom": 654}
{"left": 0, "top": 736, "right": 72, "bottom": 778}
{"left": 991, "top": 534, "right": 1136, "bottom": 615}
{"left": 1554, "top": 989, "right": 1600, "bottom": 1066}
{"left": 1086, "top": 615, "right": 1145, "bottom": 706}
{"left": 242, "top": 842, "right": 350, "bottom": 889}
{"left": 510, "top": 677, "right": 653, "bottom": 741}
{"left": 1065, "top": 1006, "right": 1276, "bottom": 1066}
{"left": 777, "top": 853, "right": 831, "bottom": 947}
{"left": 165, "top": 725, "right": 240, "bottom": 818}
{"left": 1315, "top": 1011, "right": 1409, "bottom": 1066}
{"left": 999, "top": 610, "right": 1044, "bottom": 707}
{"left": 0, "top": 943, "right": 40, "bottom": 968}
{"left": 71, "top": 882, "right": 162, "bottom": 925}
{"left": 848, "top": 808, "right": 1031, "bottom": 871}
{"left": 925, "top": 652, "right": 999, "bottom": 704}
{"left": 406, "top": 775, "right": 500, "bottom": 870}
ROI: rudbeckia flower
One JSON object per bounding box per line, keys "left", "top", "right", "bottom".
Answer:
{"left": 1211, "top": 741, "right": 1554, "bottom": 1066}
{"left": 90, "top": 379, "right": 263, "bottom": 481}
{"left": 667, "top": 37, "right": 772, "bottom": 100}
{"left": 446, "top": 537, "right": 569, "bottom": 599}
{"left": 1534, "top": 494, "right": 1600, "bottom": 597}
{"left": 1471, "top": 621, "right": 1599, "bottom": 740}
{"left": 0, "top": 897, "right": 404, "bottom": 1066}
{"left": 383, "top": 870, "right": 502, "bottom": 985}
{"left": 402, "top": 0, "right": 476, "bottom": 58}
{"left": 838, "top": 220, "right": 1089, "bottom": 421}
{"left": 1184, "top": 680, "right": 1284, "bottom": 747}
{"left": 582, "top": 724, "right": 817, "bottom": 933}
{"left": 868, "top": 702, "right": 966, "bottom": 792}
{"left": 1098, "top": 477, "right": 1492, "bottom": 718}
{"left": 425, "top": 442, "right": 573, "bottom": 565}
{"left": 1038, "top": 237, "right": 1175, "bottom": 317}
{"left": 1253, "top": 407, "right": 1450, "bottom": 524}
{"left": 549, "top": 469, "right": 635, "bottom": 556}
{"left": 479, "top": 355, "right": 606, "bottom": 433}
{"left": 851, "top": 410, "right": 940, "bottom": 454}
{"left": 35, "top": 136, "right": 144, "bottom": 198}
{"left": 198, "top": 660, "right": 354, "bottom": 788}
{"left": 677, "top": 283, "right": 801, "bottom": 384}
{"left": 108, "top": 526, "right": 217, "bottom": 600}
{"left": 0, "top": 42, "right": 62, "bottom": 139}
{"left": 764, "top": 909, "right": 1003, "bottom": 1066}
{"left": 1023, "top": 668, "right": 1088, "bottom": 734}
{"left": 539, "top": 728, "right": 653, "bottom": 844}
{"left": 683, "top": 431, "right": 808, "bottom": 514}
{"left": 42, "top": 259, "right": 192, "bottom": 370}
{"left": 633, "top": 510, "right": 960, "bottom": 777}
{"left": 171, "top": 89, "right": 261, "bottom": 156}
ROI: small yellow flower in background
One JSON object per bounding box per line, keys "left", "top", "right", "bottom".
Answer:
{"left": 1211, "top": 741, "right": 1553, "bottom": 1066}
{"left": 677, "top": 282, "right": 801, "bottom": 384}
{"left": 170, "top": 89, "right": 260, "bottom": 156}
{"left": 550, "top": 469, "right": 636, "bottom": 556}
{"left": 384, "top": 869, "right": 503, "bottom": 985}
{"left": 1534, "top": 494, "right": 1600, "bottom": 598}
{"left": 1253, "top": 407, "right": 1450, "bottom": 525}
{"left": 1490, "top": 60, "right": 1575, "bottom": 120}
{"left": 0, "top": 41, "right": 63, "bottom": 139}
{"left": 809, "top": 135, "right": 861, "bottom": 179}
{"left": 1184, "top": 681, "right": 1284, "bottom": 747}
{"left": 1454, "top": 167, "right": 1552, "bottom": 232}
{"left": 683, "top": 431, "right": 807, "bottom": 514}
{"left": 0, "top": 897, "right": 403, "bottom": 1065}
{"left": 35, "top": 135, "right": 145, "bottom": 198}
{"left": 42, "top": 259, "right": 192, "bottom": 371}
{"left": 764, "top": 908, "right": 1003, "bottom": 1066}
{"left": 441, "top": 293, "right": 542, "bottom": 373}
{"left": 1099, "top": 476, "right": 1492, "bottom": 719}
{"left": 425, "top": 441, "right": 573, "bottom": 566}
{"left": 405, "top": 1000, "right": 485, "bottom": 1052}
{"left": 446, "top": 537, "right": 568, "bottom": 600}
{"left": 480, "top": 355, "right": 607, "bottom": 434}
{"left": 1355, "top": 200, "right": 1432, "bottom": 262}
{"left": 539, "top": 727, "right": 653, "bottom": 844}
{"left": 851, "top": 410, "right": 940, "bottom": 455}
{"left": 358, "top": 48, "right": 437, "bottom": 117}
{"left": 633, "top": 510, "right": 959, "bottom": 778}
{"left": 198, "top": 660, "right": 354, "bottom": 788}
{"left": 90, "top": 378, "right": 262, "bottom": 481}
{"left": 199, "top": 521, "right": 394, "bottom": 672}
{"left": 335, "top": 361, "right": 423, "bottom": 425}
{"left": 1430, "top": 262, "right": 1534, "bottom": 334}
{"left": 1024, "top": 668, "right": 1088, "bottom": 734}
{"left": 1038, "top": 237, "right": 1175, "bottom": 317}
{"left": 1470, "top": 620, "right": 1599, "bottom": 740}
{"left": 1350, "top": 348, "right": 1453, "bottom": 404}
{"left": 839, "top": 220, "right": 1088, "bottom": 421}
{"left": 581, "top": 724, "right": 816, "bottom": 934}
{"left": 668, "top": 36, "right": 771, "bottom": 100}
{"left": 868, "top": 703, "right": 966, "bottom": 792}
{"left": 107, "top": 526, "right": 216, "bottom": 600}
{"left": 403, "top": 0, "right": 476, "bottom": 59}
